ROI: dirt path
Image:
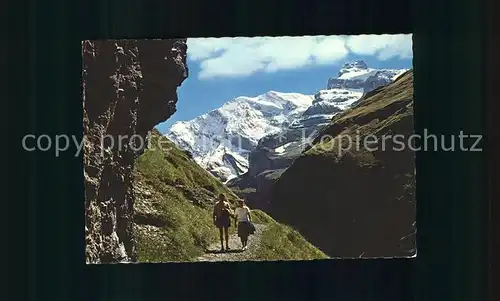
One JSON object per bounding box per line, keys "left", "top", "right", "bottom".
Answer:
{"left": 195, "top": 224, "right": 266, "bottom": 262}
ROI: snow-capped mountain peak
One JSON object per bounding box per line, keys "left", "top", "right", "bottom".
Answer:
{"left": 166, "top": 91, "right": 314, "bottom": 183}
{"left": 338, "top": 60, "right": 369, "bottom": 77}
{"left": 230, "top": 91, "right": 313, "bottom": 112}
{"left": 328, "top": 60, "right": 408, "bottom": 92}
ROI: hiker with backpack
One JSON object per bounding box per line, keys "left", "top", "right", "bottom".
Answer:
{"left": 234, "top": 199, "right": 255, "bottom": 250}
{"left": 213, "top": 193, "right": 233, "bottom": 251}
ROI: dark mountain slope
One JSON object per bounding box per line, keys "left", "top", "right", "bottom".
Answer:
{"left": 269, "top": 70, "right": 416, "bottom": 258}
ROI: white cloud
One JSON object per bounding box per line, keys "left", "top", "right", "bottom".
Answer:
{"left": 344, "top": 34, "right": 413, "bottom": 60}
{"left": 187, "top": 34, "right": 412, "bottom": 79}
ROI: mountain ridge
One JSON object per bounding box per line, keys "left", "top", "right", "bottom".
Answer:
{"left": 226, "top": 61, "right": 409, "bottom": 210}
{"left": 166, "top": 60, "right": 409, "bottom": 188}
{"left": 166, "top": 91, "right": 314, "bottom": 182}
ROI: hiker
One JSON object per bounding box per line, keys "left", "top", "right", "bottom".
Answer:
{"left": 213, "top": 193, "right": 233, "bottom": 251}
{"left": 234, "top": 199, "right": 255, "bottom": 250}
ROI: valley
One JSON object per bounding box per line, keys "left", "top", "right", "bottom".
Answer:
{"left": 164, "top": 60, "right": 416, "bottom": 258}
{"left": 83, "top": 39, "right": 415, "bottom": 263}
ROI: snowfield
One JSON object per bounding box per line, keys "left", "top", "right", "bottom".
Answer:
{"left": 166, "top": 91, "right": 313, "bottom": 182}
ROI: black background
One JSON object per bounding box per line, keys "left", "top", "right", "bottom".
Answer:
{"left": 7, "top": 0, "right": 492, "bottom": 300}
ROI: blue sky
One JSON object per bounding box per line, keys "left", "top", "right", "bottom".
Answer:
{"left": 156, "top": 34, "right": 413, "bottom": 133}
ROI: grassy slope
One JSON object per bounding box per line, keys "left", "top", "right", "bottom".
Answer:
{"left": 133, "top": 129, "right": 327, "bottom": 262}
{"left": 306, "top": 70, "right": 414, "bottom": 159}
{"left": 250, "top": 210, "right": 328, "bottom": 260}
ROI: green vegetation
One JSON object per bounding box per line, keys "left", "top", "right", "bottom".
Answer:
{"left": 249, "top": 210, "right": 329, "bottom": 261}
{"left": 337, "top": 70, "right": 413, "bottom": 123}
{"left": 305, "top": 70, "right": 414, "bottom": 166}
{"left": 250, "top": 209, "right": 275, "bottom": 224}
{"left": 136, "top": 132, "right": 234, "bottom": 200}
{"left": 133, "top": 129, "right": 327, "bottom": 262}
{"left": 133, "top": 130, "right": 240, "bottom": 262}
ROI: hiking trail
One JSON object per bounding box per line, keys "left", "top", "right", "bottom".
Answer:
{"left": 195, "top": 224, "right": 267, "bottom": 262}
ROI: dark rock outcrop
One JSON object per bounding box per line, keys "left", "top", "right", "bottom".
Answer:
{"left": 327, "top": 60, "right": 368, "bottom": 90}
{"left": 327, "top": 78, "right": 366, "bottom": 90}
{"left": 83, "top": 39, "right": 188, "bottom": 263}
{"left": 337, "top": 60, "right": 368, "bottom": 75}
{"left": 363, "top": 71, "right": 396, "bottom": 94}
{"left": 270, "top": 70, "right": 416, "bottom": 258}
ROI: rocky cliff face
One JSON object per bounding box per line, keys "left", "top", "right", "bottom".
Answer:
{"left": 326, "top": 59, "right": 404, "bottom": 93}
{"left": 270, "top": 70, "right": 416, "bottom": 258}
{"left": 83, "top": 39, "right": 188, "bottom": 263}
